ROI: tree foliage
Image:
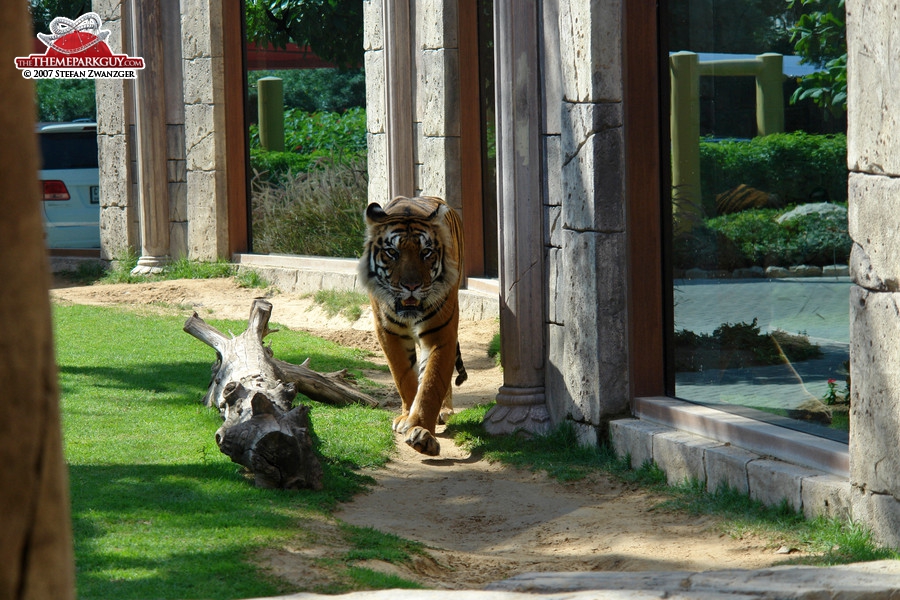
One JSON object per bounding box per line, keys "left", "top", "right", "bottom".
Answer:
{"left": 30, "top": 0, "right": 92, "bottom": 34}
{"left": 787, "top": 0, "right": 846, "bottom": 117}
{"left": 245, "top": 0, "right": 363, "bottom": 68}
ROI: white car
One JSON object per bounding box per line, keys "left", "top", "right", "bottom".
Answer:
{"left": 38, "top": 121, "right": 100, "bottom": 249}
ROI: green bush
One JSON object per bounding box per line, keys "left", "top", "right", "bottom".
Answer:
{"left": 249, "top": 107, "right": 367, "bottom": 183}
{"left": 247, "top": 68, "right": 366, "bottom": 115}
{"left": 251, "top": 157, "right": 367, "bottom": 257}
{"left": 674, "top": 204, "right": 850, "bottom": 270}
{"left": 699, "top": 133, "right": 847, "bottom": 216}
{"left": 674, "top": 318, "right": 823, "bottom": 372}
{"left": 707, "top": 206, "right": 850, "bottom": 268}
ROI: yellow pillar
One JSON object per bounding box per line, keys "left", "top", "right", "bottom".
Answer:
{"left": 257, "top": 77, "right": 285, "bottom": 152}
{"left": 756, "top": 53, "right": 784, "bottom": 136}
{"left": 669, "top": 51, "right": 701, "bottom": 234}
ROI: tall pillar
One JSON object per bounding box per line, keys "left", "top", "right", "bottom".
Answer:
{"left": 383, "top": 0, "right": 415, "bottom": 199}
{"left": 130, "top": 0, "right": 169, "bottom": 274}
{"left": 483, "top": 0, "right": 551, "bottom": 436}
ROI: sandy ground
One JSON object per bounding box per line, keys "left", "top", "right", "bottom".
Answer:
{"left": 51, "top": 277, "right": 799, "bottom": 591}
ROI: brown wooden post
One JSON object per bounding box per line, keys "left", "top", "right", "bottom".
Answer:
{"left": 458, "top": 0, "right": 486, "bottom": 278}
{"left": 483, "top": 0, "right": 551, "bottom": 435}
{"left": 224, "top": 0, "right": 249, "bottom": 255}
{"left": 626, "top": 0, "right": 665, "bottom": 398}
{"left": 0, "top": 2, "right": 75, "bottom": 597}
{"left": 131, "top": 0, "right": 170, "bottom": 273}
{"left": 383, "top": 0, "right": 415, "bottom": 199}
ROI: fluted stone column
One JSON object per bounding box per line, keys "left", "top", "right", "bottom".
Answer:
{"left": 130, "top": 0, "right": 169, "bottom": 273}
{"left": 483, "top": 0, "right": 551, "bottom": 436}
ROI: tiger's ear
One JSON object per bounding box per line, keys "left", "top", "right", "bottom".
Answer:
{"left": 365, "top": 202, "right": 388, "bottom": 225}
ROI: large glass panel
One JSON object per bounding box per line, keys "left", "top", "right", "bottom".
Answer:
{"left": 666, "top": 1, "right": 850, "bottom": 441}
{"left": 243, "top": 3, "right": 367, "bottom": 257}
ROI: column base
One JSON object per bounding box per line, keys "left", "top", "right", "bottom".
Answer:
{"left": 131, "top": 255, "right": 170, "bottom": 275}
{"left": 484, "top": 385, "right": 552, "bottom": 436}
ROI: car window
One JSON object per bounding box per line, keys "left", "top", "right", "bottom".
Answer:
{"left": 39, "top": 131, "right": 98, "bottom": 170}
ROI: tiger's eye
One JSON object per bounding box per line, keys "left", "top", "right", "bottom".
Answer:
{"left": 421, "top": 248, "right": 434, "bottom": 260}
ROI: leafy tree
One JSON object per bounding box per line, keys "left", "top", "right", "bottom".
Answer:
{"left": 787, "top": 0, "right": 846, "bottom": 117}
{"left": 35, "top": 79, "right": 96, "bottom": 122}
{"left": 245, "top": 0, "right": 363, "bottom": 69}
{"left": 30, "top": 0, "right": 92, "bottom": 35}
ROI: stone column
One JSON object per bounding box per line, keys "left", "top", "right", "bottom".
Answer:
{"left": 183, "top": 0, "right": 229, "bottom": 260}
{"left": 130, "top": 0, "right": 170, "bottom": 274}
{"left": 94, "top": 0, "right": 135, "bottom": 262}
{"left": 483, "top": 0, "right": 551, "bottom": 436}
{"left": 554, "top": 0, "right": 629, "bottom": 445}
{"left": 363, "top": 0, "right": 389, "bottom": 205}
{"left": 845, "top": 0, "right": 900, "bottom": 547}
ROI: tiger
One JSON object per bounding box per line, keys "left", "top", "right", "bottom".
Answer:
{"left": 359, "top": 195, "right": 468, "bottom": 456}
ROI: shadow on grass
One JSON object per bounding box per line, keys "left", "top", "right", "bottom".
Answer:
{"left": 68, "top": 461, "right": 372, "bottom": 600}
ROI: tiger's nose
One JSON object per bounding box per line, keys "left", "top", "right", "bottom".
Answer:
{"left": 401, "top": 281, "right": 421, "bottom": 292}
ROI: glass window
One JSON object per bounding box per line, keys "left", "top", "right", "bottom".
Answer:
{"left": 665, "top": 0, "right": 850, "bottom": 442}
{"left": 243, "top": 4, "right": 367, "bottom": 258}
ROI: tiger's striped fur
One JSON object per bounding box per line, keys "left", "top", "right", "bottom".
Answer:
{"left": 359, "top": 196, "right": 467, "bottom": 456}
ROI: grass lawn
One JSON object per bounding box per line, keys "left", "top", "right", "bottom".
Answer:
{"left": 54, "top": 304, "right": 398, "bottom": 599}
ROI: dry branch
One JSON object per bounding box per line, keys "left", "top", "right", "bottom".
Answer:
{"left": 183, "top": 298, "right": 378, "bottom": 489}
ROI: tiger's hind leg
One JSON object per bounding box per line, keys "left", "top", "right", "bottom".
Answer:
{"left": 438, "top": 386, "right": 453, "bottom": 425}
{"left": 438, "top": 341, "right": 466, "bottom": 425}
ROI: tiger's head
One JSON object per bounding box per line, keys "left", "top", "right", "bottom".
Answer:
{"left": 359, "top": 196, "right": 460, "bottom": 319}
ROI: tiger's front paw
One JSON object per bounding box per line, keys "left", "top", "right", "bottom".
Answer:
{"left": 405, "top": 426, "right": 440, "bottom": 456}
{"left": 392, "top": 414, "right": 409, "bottom": 432}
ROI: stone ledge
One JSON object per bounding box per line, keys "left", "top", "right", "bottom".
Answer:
{"left": 254, "top": 561, "right": 900, "bottom": 599}
{"left": 610, "top": 412, "right": 852, "bottom": 519}
{"left": 675, "top": 265, "right": 850, "bottom": 280}
{"left": 233, "top": 253, "right": 499, "bottom": 321}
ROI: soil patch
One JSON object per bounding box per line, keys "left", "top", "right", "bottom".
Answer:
{"left": 51, "top": 276, "right": 798, "bottom": 590}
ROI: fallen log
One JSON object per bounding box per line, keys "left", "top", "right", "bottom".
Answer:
{"left": 183, "top": 298, "right": 378, "bottom": 489}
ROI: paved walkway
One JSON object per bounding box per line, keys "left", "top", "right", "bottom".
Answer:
{"left": 673, "top": 277, "right": 850, "bottom": 414}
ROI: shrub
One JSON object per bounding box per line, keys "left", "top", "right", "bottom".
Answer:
{"left": 674, "top": 203, "right": 850, "bottom": 270}
{"left": 699, "top": 133, "right": 847, "bottom": 216}
{"left": 251, "top": 157, "right": 368, "bottom": 257}
{"left": 674, "top": 318, "right": 822, "bottom": 372}
{"left": 706, "top": 205, "right": 850, "bottom": 267}
{"left": 249, "top": 107, "right": 367, "bottom": 183}
{"left": 247, "top": 68, "right": 366, "bottom": 115}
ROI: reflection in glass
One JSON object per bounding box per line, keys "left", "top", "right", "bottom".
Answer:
{"left": 666, "top": 0, "right": 850, "bottom": 441}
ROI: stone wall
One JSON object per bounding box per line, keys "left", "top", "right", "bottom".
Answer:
{"left": 363, "top": 0, "right": 462, "bottom": 212}
{"left": 362, "top": 0, "right": 388, "bottom": 205}
{"left": 845, "top": 0, "right": 900, "bottom": 547}
{"left": 181, "top": 0, "right": 229, "bottom": 260}
{"left": 548, "top": 0, "right": 630, "bottom": 444}
{"left": 93, "top": 0, "right": 229, "bottom": 264}
{"left": 94, "top": 0, "right": 136, "bottom": 261}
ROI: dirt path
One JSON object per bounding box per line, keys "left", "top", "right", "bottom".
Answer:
{"left": 51, "top": 277, "right": 797, "bottom": 590}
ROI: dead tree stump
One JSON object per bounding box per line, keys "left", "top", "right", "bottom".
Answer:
{"left": 184, "top": 298, "right": 378, "bottom": 490}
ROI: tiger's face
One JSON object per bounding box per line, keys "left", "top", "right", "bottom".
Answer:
{"left": 361, "top": 198, "right": 457, "bottom": 320}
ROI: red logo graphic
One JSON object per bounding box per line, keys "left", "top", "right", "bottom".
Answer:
{"left": 15, "top": 12, "right": 144, "bottom": 79}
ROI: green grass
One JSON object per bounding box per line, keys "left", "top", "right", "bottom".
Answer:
{"left": 488, "top": 332, "right": 501, "bottom": 366}
{"left": 55, "top": 255, "right": 272, "bottom": 292}
{"left": 312, "top": 289, "right": 369, "bottom": 322}
{"left": 446, "top": 404, "right": 900, "bottom": 565}
{"left": 54, "top": 304, "right": 404, "bottom": 598}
